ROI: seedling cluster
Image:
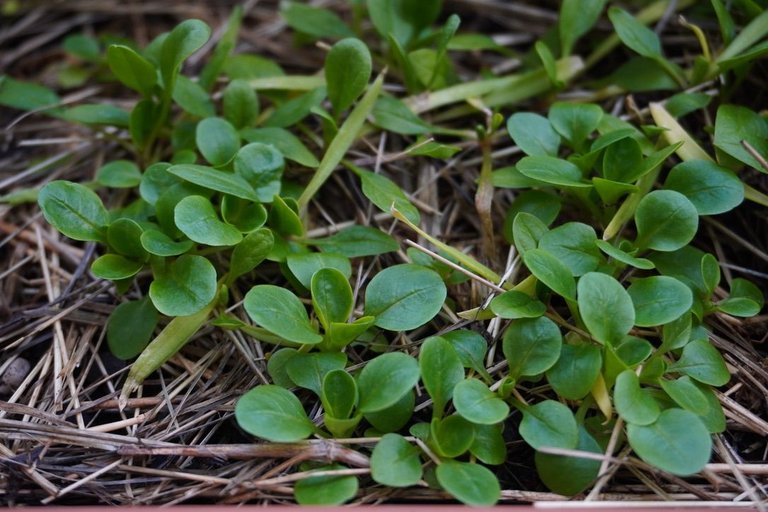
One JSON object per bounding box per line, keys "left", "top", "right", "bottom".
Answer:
{"left": 2, "top": 0, "right": 766, "bottom": 505}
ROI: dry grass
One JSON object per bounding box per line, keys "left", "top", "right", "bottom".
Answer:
{"left": 1, "top": 0, "right": 767, "bottom": 506}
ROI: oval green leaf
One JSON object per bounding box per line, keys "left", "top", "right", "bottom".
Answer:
{"left": 577, "top": 272, "right": 635, "bottom": 344}
{"left": 38, "top": 181, "right": 109, "bottom": 242}
{"left": 436, "top": 461, "right": 500, "bottom": 507}
{"left": 519, "top": 400, "right": 579, "bottom": 450}
{"left": 196, "top": 117, "right": 241, "bottom": 167}
{"left": 149, "top": 254, "right": 217, "bottom": 316}
{"left": 627, "top": 275, "right": 693, "bottom": 327}
{"left": 371, "top": 433, "right": 422, "bottom": 487}
{"left": 243, "top": 285, "right": 323, "bottom": 345}
{"left": 357, "top": 352, "right": 419, "bottom": 413}
{"left": 502, "top": 316, "right": 562, "bottom": 379}
{"left": 614, "top": 370, "right": 661, "bottom": 425}
{"left": 419, "top": 336, "right": 465, "bottom": 418}
{"left": 325, "top": 38, "right": 372, "bottom": 116}
{"left": 635, "top": 190, "right": 698, "bottom": 252}
{"left": 453, "top": 378, "right": 509, "bottom": 425}
{"left": 235, "top": 384, "right": 315, "bottom": 442}
{"left": 174, "top": 195, "right": 242, "bottom": 246}
{"left": 364, "top": 264, "right": 447, "bottom": 331}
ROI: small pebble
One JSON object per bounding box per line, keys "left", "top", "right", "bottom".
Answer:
{"left": 0, "top": 357, "right": 30, "bottom": 395}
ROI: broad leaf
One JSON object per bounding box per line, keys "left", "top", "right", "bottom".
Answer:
{"left": 235, "top": 385, "right": 315, "bottom": 442}
{"left": 106, "top": 297, "right": 159, "bottom": 360}
{"left": 106, "top": 44, "right": 157, "bottom": 96}
{"left": 325, "top": 38, "right": 371, "bottom": 116}
{"left": 294, "top": 465, "right": 358, "bottom": 506}
{"left": 311, "top": 267, "right": 354, "bottom": 330}
{"left": 357, "top": 352, "right": 419, "bottom": 413}
{"left": 453, "top": 378, "right": 509, "bottom": 425}
{"left": 233, "top": 142, "right": 284, "bottom": 202}
{"left": 627, "top": 276, "right": 693, "bottom": 327}
{"left": 503, "top": 316, "right": 562, "bottom": 379}
{"left": 223, "top": 79, "right": 259, "bottom": 129}
{"left": 614, "top": 370, "right": 661, "bottom": 425}
{"left": 167, "top": 164, "right": 258, "bottom": 201}
{"left": 577, "top": 272, "right": 634, "bottom": 344}
{"left": 714, "top": 104, "right": 768, "bottom": 171}
{"left": 38, "top": 181, "right": 108, "bottom": 242}
{"left": 174, "top": 195, "right": 242, "bottom": 246}
{"left": 490, "top": 290, "right": 547, "bottom": 319}
{"left": 665, "top": 160, "right": 744, "bottom": 215}
{"left": 635, "top": 190, "right": 698, "bottom": 252}
{"left": 546, "top": 344, "right": 602, "bottom": 400}
{"left": 371, "top": 434, "right": 422, "bottom": 487}
{"left": 243, "top": 285, "right": 323, "bottom": 344}
{"left": 539, "top": 222, "right": 601, "bottom": 276}
{"left": 668, "top": 338, "right": 730, "bottom": 386}
{"left": 149, "top": 254, "right": 217, "bottom": 316}
{"left": 364, "top": 264, "right": 447, "bottom": 331}
{"left": 517, "top": 156, "right": 591, "bottom": 188}
{"left": 536, "top": 426, "right": 602, "bottom": 496}
{"left": 286, "top": 352, "right": 347, "bottom": 395}
{"left": 523, "top": 248, "right": 576, "bottom": 301}
{"left": 519, "top": 400, "right": 578, "bottom": 450}
{"left": 196, "top": 117, "right": 241, "bottom": 167}
{"left": 436, "top": 461, "right": 500, "bottom": 507}
{"left": 627, "top": 408, "right": 712, "bottom": 476}
{"left": 419, "top": 336, "right": 464, "bottom": 418}
{"left": 507, "top": 112, "right": 560, "bottom": 157}
{"left": 91, "top": 254, "right": 143, "bottom": 280}
{"left": 241, "top": 127, "right": 319, "bottom": 168}
{"left": 351, "top": 166, "right": 420, "bottom": 225}
{"left": 321, "top": 369, "right": 358, "bottom": 419}
{"left": 310, "top": 226, "right": 399, "bottom": 257}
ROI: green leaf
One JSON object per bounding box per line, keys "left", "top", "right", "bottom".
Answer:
{"left": 364, "top": 390, "right": 415, "bottom": 433}
{"left": 294, "top": 465, "right": 358, "bottom": 506}
{"left": 717, "top": 9, "right": 768, "bottom": 63}
{"left": 635, "top": 190, "right": 698, "bottom": 252}
{"left": 96, "top": 160, "right": 141, "bottom": 188}
{"left": 519, "top": 400, "right": 578, "bottom": 450}
{"left": 241, "top": 127, "right": 319, "bottom": 168}
{"left": 539, "top": 222, "right": 601, "bottom": 276}
{"left": 432, "top": 414, "right": 475, "bottom": 458}
{"left": 221, "top": 196, "right": 267, "bottom": 232}
{"left": 614, "top": 370, "right": 661, "bottom": 425}
{"left": 166, "top": 164, "right": 258, "bottom": 201}
{"left": 223, "top": 78, "right": 260, "bottom": 129}
{"left": 503, "top": 191, "right": 561, "bottom": 244}
{"left": 325, "top": 38, "right": 372, "bottom": 117}
{"left": 546, "top": 344, "right": 602, "bottom": 400}
{"left": 173, "top": 75, "right": 215, "bottom": 118}
{"left": 470, "top": 423, "right": 507, "bottom": 465}
{"left": 233, "top": 142, "right": 284, "bottom": 202}
{"left": 602, "top": 137, "right": 643, "bottom": 182}
{"left": 159, "top": 19, "right": 211, "bottom": 94}
{"left": 420, "top": 336, "right": 464, "bottom": 418}
{"left": 149, "top": 254, "right": 217, "bottom": 316}
{"left": 536, "top": 426, "right": 602, "bottom": 496}
{"left": 350, "top": 166, "right": 420, "bottom": 225}
{"left": 627, "top": 276, "right": 693, "bottom": 327}
{"left": 140, "top": 229, "right": 194, "bottom": 257}
{"left": 287, "top": 252, "right": 351, "bottom": 290}
{"left": 243, "top": 285, "right": 323, "bottom": 345}
{"left": 106, "top": 297, "right": 159, "bottom": 360}
{"left": 517, "top": 156, "right": 591, "bottom": 188}
{"left": 229, "top": 228, "right": 273, "bottom": 281}
{"left": 269, "top": 196, "right": 304, "bottom": 237}
{"left": 139, "top": 162, "right": 178, "bottom": 206}
{"left": 321, "top": 369, "right": 358, "bottom": 419}
{"left": 595, "top": 240, "right": 654, "bottom": 270}
{"left": 235, "top": 384, "right": 315, "bottom": 442}
{"left": 577, "top": 272, "right": 635, "bottom": 344}
{"left": 267, "top": 348, "right": 298, "bottom": 388}
{"left": 665, "top": 160, "right": 744, "bottom": 215}
{"left": 660, "top": 376, "right": 709, "bottom": 415}
{"left": 608, "top": 7, "right": 662, "bottom": 58}
{"left": 286, "top": 352, "right": 347, "bottom": 395}
{"left": 511, "top": 212, "right": 548, "bottom": 255}
{"left": 714, "top": 104, "right": 768, "bottom": 171}
{"left": 694, "top": 381, "right": 727, "bottom": 434}
{"left": 507, "top": 113, "right": 560, "bottom": 157}
{"left": 91, "top": 254, "right": 143, "bottom": 280}
{"left": 196, "top": 117, "right": 241, "bottom": 167}
{"left": 107, "top": 218, "right": 146, "bottom": 259}
{"left": 264, "top": 87, "right": 326, "bottom": 128}
{"left": 371, "top": 95, "right": 431, "bottom": 135}
{"left": 198, "top": 6, "right": 242, "bottom": 91}
{"left": 0, "top": 76, "right": 58, "bottom": 111}
{"left": 548, "top": 102, "right": 603, "bottom": 151}
{"left": 357, "top": 352, "right": 419, "bottom": 413}
{"left": 281, "top": 2, "right": 354, "bottom": 39}
{"left": 490, "top": 290, "right": 547, "bottom": 319}
{"left": 523, "top": 248, "right": 576, "bottom": 301}
{"left": 701, "top": 254, "right": 720, "bottom": 296}
{"left": 627, "top": 408, "right": 712, "bottom": 476}
{"left": 442, "top": 330, "right": 491, "bottom": 381}
{"left": 311, "top": 268, "right": 354, "bottom": 330}
{"left": 106, "top": 44, "right": 157, "bottom": 96}
{"left": 326, "top": 317, "right": 375, "bottom": 350}
{"left": 38, "top": 181, "right": 108, "bottom": 242}
{"left": 559, "top": 0, "right": 606, "bottom": 56}
{"left": 371, "top": 434, "right": 422, "bottom": 487}
{"left": 60, "top": 104, "right": 130, "bottom": 127}
{"left": 453, "top": 378, "right": 509, "bottom": 425}
{"left": 503, "top": 316, "right": 562, "bottom": 379}
{"left": 310, "top": 226, "right": 399, "bottom": 257}
{"left": 129, "top": 99, "right": 161, "bottom": 150}
{"left": 718, "top": 278, "right": 764, "bottom": 317}
{"left": 436, "top": 461, "right": 500, "bottom": 507}
{"left": 364, "top": 264, "right": 447, "bottom": 331}
{"left": 174, "top": 195, "right": 242, "bottom": 246}
{"left": 669, "top": 338, "right": 730, "bottom": 386}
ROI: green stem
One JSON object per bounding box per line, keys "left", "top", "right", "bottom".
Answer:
{"left": 119, "top": 296, "right": 217, "bottom": 408}
{"left": 298, "top": 71, "right": 385, "bottom": 214}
